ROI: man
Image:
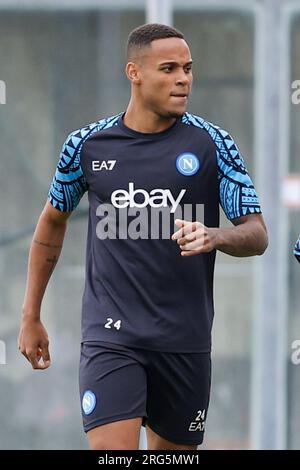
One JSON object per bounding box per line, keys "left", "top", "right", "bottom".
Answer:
{"left": 18, "top": 23, "right": 268, "bottom": 450}
{"left": 295, "top": 235, "right": 300, "bottom": 262}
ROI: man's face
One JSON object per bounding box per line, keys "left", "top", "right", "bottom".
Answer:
{"left": 134, "top": 37, "right": 193, "bottom": 118}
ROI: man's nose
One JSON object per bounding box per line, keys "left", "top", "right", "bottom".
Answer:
{"left": 175, "top": 70, "right": 191, "bottom": 86}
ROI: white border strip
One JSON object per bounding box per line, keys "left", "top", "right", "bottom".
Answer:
{"left": 0, "top": 0, "right": 144, "bottom": 9}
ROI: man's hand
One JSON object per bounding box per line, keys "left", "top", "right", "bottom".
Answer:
{"left": 172, "top": 219, "right": 218, "bottom": 256}
{"left": 18, "top": 318, "right": 51, "bottom": 370}
{"left": 172, "top": 214, "right": 268, "bottom": 258}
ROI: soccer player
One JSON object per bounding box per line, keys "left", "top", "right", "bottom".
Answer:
{"left": 294, "top": 235, "right": 300, "bottom": 262}
{"left": 18, "top": 24, "right": 268, "bottom": 450}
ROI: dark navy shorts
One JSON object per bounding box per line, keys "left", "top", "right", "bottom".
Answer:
{"left": 79, "top": 341, "right": 211, "bottom": 446}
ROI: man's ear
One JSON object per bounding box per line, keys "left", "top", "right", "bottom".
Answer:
{"left": 125, "top": 62, "right": 141, "bottom": 84}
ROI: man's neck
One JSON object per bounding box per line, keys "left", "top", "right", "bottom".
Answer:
{"left": 124, "top": 102, "right": 176, "bottom": 134}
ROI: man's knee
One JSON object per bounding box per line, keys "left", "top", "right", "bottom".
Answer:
{"left": 87, "top": 418, "right": 142, "bottom": 450}
{"left": 88, "top": 435, "right": 132, "bottom": 450}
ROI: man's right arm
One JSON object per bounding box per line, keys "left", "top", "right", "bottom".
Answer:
{"left": 18, "top": 201, "right": 72, "bottom": 370}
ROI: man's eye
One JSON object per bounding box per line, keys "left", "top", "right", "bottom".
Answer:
{"left": 185, "top": 66, "right": 192, "bottom": 73}
{"left": 162, "top": 66, "right": 172, "bottom": 72}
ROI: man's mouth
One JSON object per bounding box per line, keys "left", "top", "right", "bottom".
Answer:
{"left": 171, "top": 93, "right": 188, "bottom": 98}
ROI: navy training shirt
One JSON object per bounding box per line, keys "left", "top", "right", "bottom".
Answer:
{"left": 48, "top": 112, "right": 262, "bottom": 352}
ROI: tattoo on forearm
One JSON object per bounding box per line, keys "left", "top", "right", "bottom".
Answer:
{"left": 46, "top": 255, "right": 58, "bottom": 275}
{"left": 34, "top": 239, "right": 62, "bottom": 249}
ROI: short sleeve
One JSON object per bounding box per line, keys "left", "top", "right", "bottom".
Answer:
{"left": 216, "top": 129, "right": 262, "bottom": 220}
{"left": 294, "top": 235, "right": 300, "bottom": 263}
{"left": 48, "top": 130, "right": 88, "bottom": 212}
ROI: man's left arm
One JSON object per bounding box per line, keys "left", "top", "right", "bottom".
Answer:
{"left": 212, "top": 213, "right": 267, "bottom": 256}
{"left": 172, "top": 213, "right": 268, "bottom": 257}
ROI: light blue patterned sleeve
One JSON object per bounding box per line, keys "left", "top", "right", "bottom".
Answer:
{"left": 48, "top": 115, "right": 121, "bottom": 212}
{"left": 181, "top": 114, "right": 262, "bottom": 221}
{"left": 48, "top": 129, "right": 88, "bottom": 212}
{"left": 294, "top": 235, "right": 300, "bottom": 263}
{"left": 216, "top": 129, "right": 262, "bottom": 220}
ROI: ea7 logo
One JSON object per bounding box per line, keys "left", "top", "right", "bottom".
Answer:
{"left": 189, "top": 409, "right": 206, "bottom": 432}
{"left": 92, "top": 160, "right": 116, "bottom": 171}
